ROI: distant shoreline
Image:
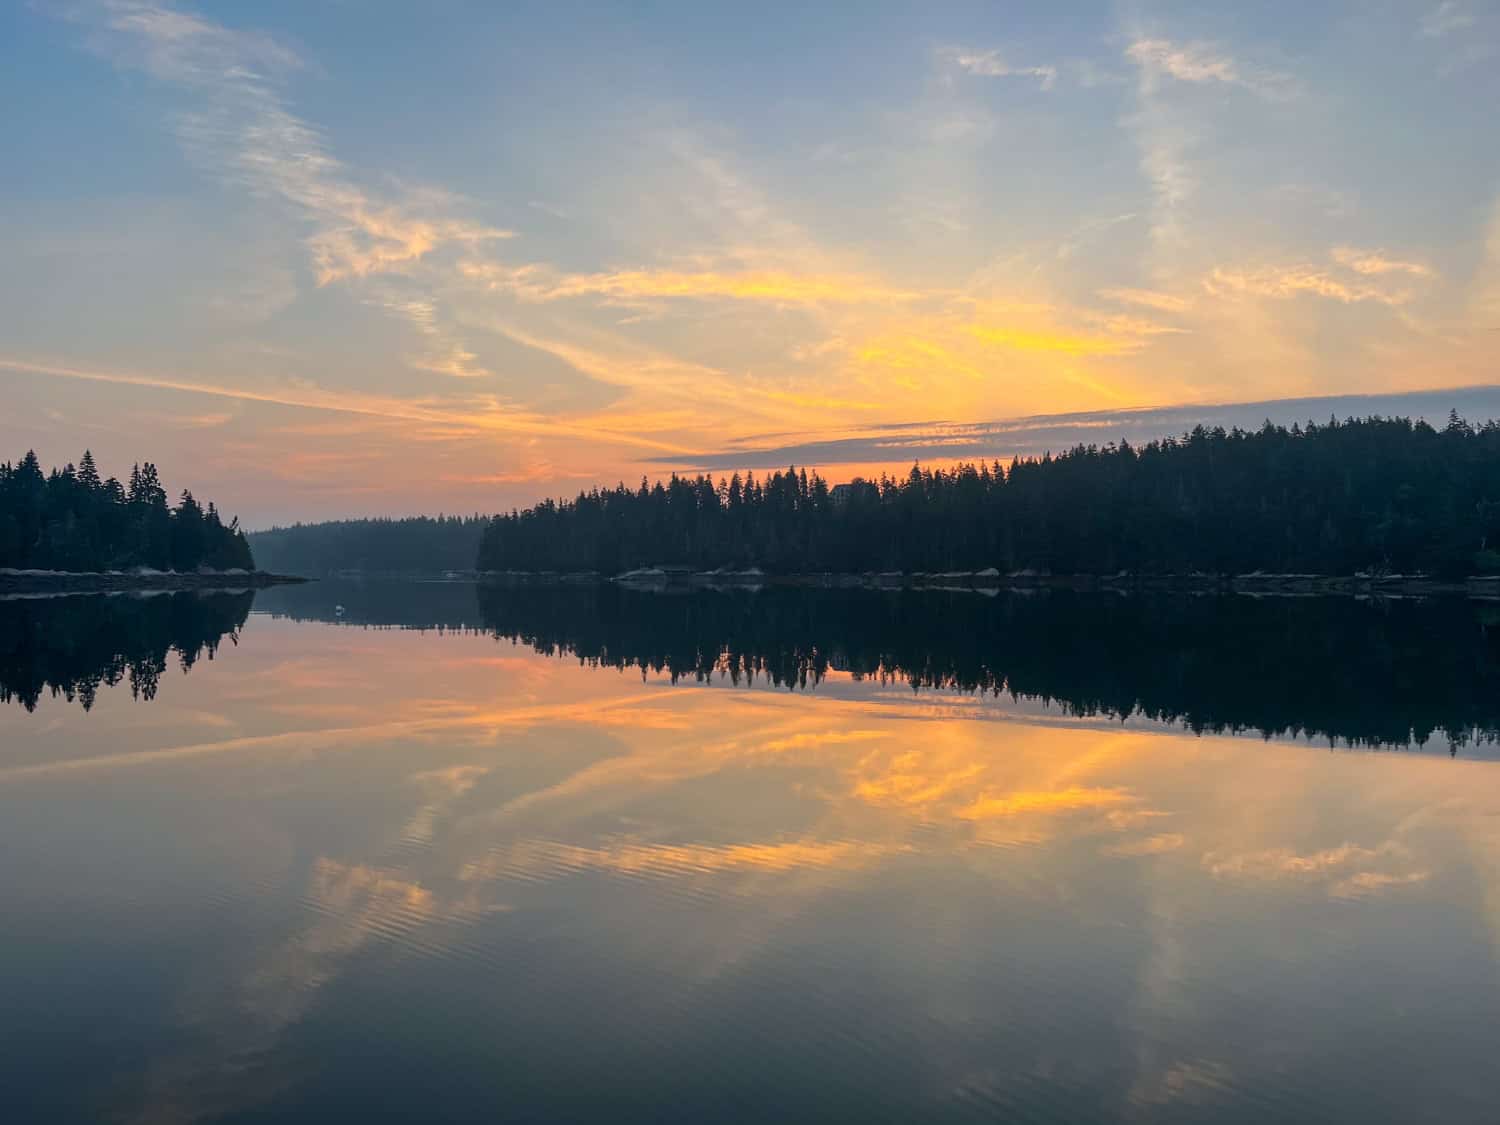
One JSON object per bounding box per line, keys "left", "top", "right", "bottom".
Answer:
{"left": 0, "top": 569, "right": 309, "bottom": 596}
{"left": 476, "top": 568, "right": 1500, "bottom": 599}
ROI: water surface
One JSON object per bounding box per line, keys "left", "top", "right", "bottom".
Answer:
{"left": 4, "top": 582, "right": 1500, "bottom": 1122}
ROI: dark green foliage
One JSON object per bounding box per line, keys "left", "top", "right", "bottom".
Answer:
{"left": 246, "top": 515, "right": 489, "bottom": 576}
{"left": 0, "top": 451, "right": 254, "bottom": 572}
{"left": 0, "top": 590, "right": 253, "bottom": 711}
{"left": 477, "top": 415, "right": 1500, "bottom": 577}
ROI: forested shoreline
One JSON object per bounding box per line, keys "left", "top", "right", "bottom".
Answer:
{"left": 0, "top": 450, "right": 255, "bottom": 573}
{"left": 478, "top": 414, "right": 1500, "bottom": 579}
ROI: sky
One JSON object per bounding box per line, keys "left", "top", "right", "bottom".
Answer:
{"left": 1, "top": 1, "right": 1497, "bottom": 528}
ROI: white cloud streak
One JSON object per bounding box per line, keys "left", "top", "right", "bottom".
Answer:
{"left": 1099, "top": 288, "right": 1193, "bottom": 314}
{"left": 1205, "top": 247, "right": 1439, "bottom": 307}
{"left": 82, "top": 1, "right": 507, "bottom": 379}
{"left": 93, "top": 3, "right": 511, "bottom": 285}
{"left": 1332, "top": 247, "right": 1436, "bottom": 279}
{"left": 1422, "top": 2, "right": 1475, "bottom": 37}
{"left": 1205, "top": 266, "right": 1412, "bottom": 306}
{"left": 940, "top": 47, "right": 1057, "bottom": 90}
{"left": 1126, "top": 38, "right": 1299, "bottom": 101}
{"left": 0, "top": 356, "right": 690, "bottom": 453}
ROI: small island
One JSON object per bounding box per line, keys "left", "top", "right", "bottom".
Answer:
{"left": 0, "top": 449, "right": 303, "bottom": 594}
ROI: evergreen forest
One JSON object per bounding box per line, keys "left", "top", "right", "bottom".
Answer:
{"left": 0, "top": 450, "right": 254, "bottom": 572}
{"left": 477, "top": 414, "right": 1500, "bottom": 578}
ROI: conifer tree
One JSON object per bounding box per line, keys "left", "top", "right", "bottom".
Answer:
{"left": 0, "top": 451, "right": 255, "bottom": 572}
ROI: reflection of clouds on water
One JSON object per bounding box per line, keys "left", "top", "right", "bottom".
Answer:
{"left": 1103, "top": 832, "right": 1186, "bottom": 858}
{"left": 128, "top": 756, "right": 513, "bottom": 1122}
{"left": 129, "top": 857, "right": 441, "bottom": 1124}
{"left": 958, "top": 786, "right": 1132, "bottom": 820}
{"left": 402, "top": 763, "right": 490, "bottom": 846}
{"left": 459, "top": 838, "right": 905, "bottom": 884}
{"left": 1203, "top": 840, "right": 1431, "bottom": 899}
{"left": 18, "top": 612, "right": 1500, "bottom": 1120}
{"left": 1127, "top": 1056, "right": 1236, "bottom": 1109}
{"left": 261, "top": 860, "right": 436, "bottom": 990}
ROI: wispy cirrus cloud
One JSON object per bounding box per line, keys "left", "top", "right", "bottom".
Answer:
{"left": 1204, "top": 266, "right": 1407, "bottom": 305}
{"left": 1121, "top": 38, "right": 1214, "bottom": 264}
{"left": 79, "top": 1, "right": 507, "bottom": 380}
{"left": 459, "top": 261, "right": 927, "bottom": 307}
{"left": 1331, "top": 247, "right": 1436, "bottom": 279}
{"left": 1201, "top": 246, "right": 1438, "bottom": 309}
{"left": 1126, "top": 38, "right": 1299, "bottom": 101}
{"left": 938, "top": 46, "right": 1057, "bottom": 90}
{"left": 88, "top": 3, "right": 510, "bottom": 285}
{"left": 367, "top": 292, "right": 492, "bottom": 379}
{"left": 1204, "top": 252, "right": 1436, "bottom": 307}
{"left": 1098, "top": 287, "right": 1194, "bottom": 314}
{"left": 1422, "top": 1, "right": 1475, "bottom": 37}
{"left": 1419, "top": 1, "right": 1495, "bottom": 73}
{"left": 0, "top": 355, "right": 690, "bottom": 453}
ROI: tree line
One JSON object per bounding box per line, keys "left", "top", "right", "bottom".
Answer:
{"left": 0, "top": 450, "right": 254, "bottom": 572}
{"left": 246, "top": 515, "right": 489, "bottom": 576}
{"left": 477, "top": 414, "right": 1500, "bottom": 577}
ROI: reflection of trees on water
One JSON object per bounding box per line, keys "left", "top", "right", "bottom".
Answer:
{"left": 0, "top": 592, "right": 253, "bottom": 711}
{"left": 87, "top": 579, "right": 1500, "bottom": 750}
{"left": 474, "top": 585, "right": 1500, "bottom": 751}
{"left": 253, "top": 579, "right": 487, "bottom": 633}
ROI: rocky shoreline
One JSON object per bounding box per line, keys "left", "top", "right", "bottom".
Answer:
{"left": 476, "top": 567, "right": 1500, "bottom": 599}
{"left": 0, "top": 569, "right": 309, "bottom": 596}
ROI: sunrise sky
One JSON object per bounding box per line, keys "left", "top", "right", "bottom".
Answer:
{"left": 2, "top": 1, "right": 1498, "bottom": 527}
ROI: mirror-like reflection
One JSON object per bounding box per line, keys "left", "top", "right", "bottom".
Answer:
{"left": 0, "top": 590, "right": 252, "bottom": 711}
{"left": 256, "top": 579, "right": 1500, "bottom": 751}
{"left": 4, "top": 582, "right": 1500, "bottom": 1122}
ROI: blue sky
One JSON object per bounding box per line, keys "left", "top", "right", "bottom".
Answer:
{"left": 1, "top": 1, "right": 1497, "bottom": 525}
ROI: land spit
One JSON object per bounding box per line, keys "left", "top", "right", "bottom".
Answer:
{"left": 0, "top": 569, "right": 308, "bottom": 596}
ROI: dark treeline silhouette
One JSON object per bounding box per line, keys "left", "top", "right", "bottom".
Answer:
{"left": 0, "top": 591, "right": 253, "bottom": 711}
{"left": 472, "top": 583, "right": 1500, "bottom": 751}
{"left": 0, "top": 450, "right": 254, "bottom": 572}
{"left": 247, "top": 515, "right": 488, "bottom": 576}
{"left": 478, "top": 414, "right": 1500, "bottom": 577}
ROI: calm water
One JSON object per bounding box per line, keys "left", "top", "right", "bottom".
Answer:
{"left": 5, "top": 582, "right": 1500, "bottom": 1123}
